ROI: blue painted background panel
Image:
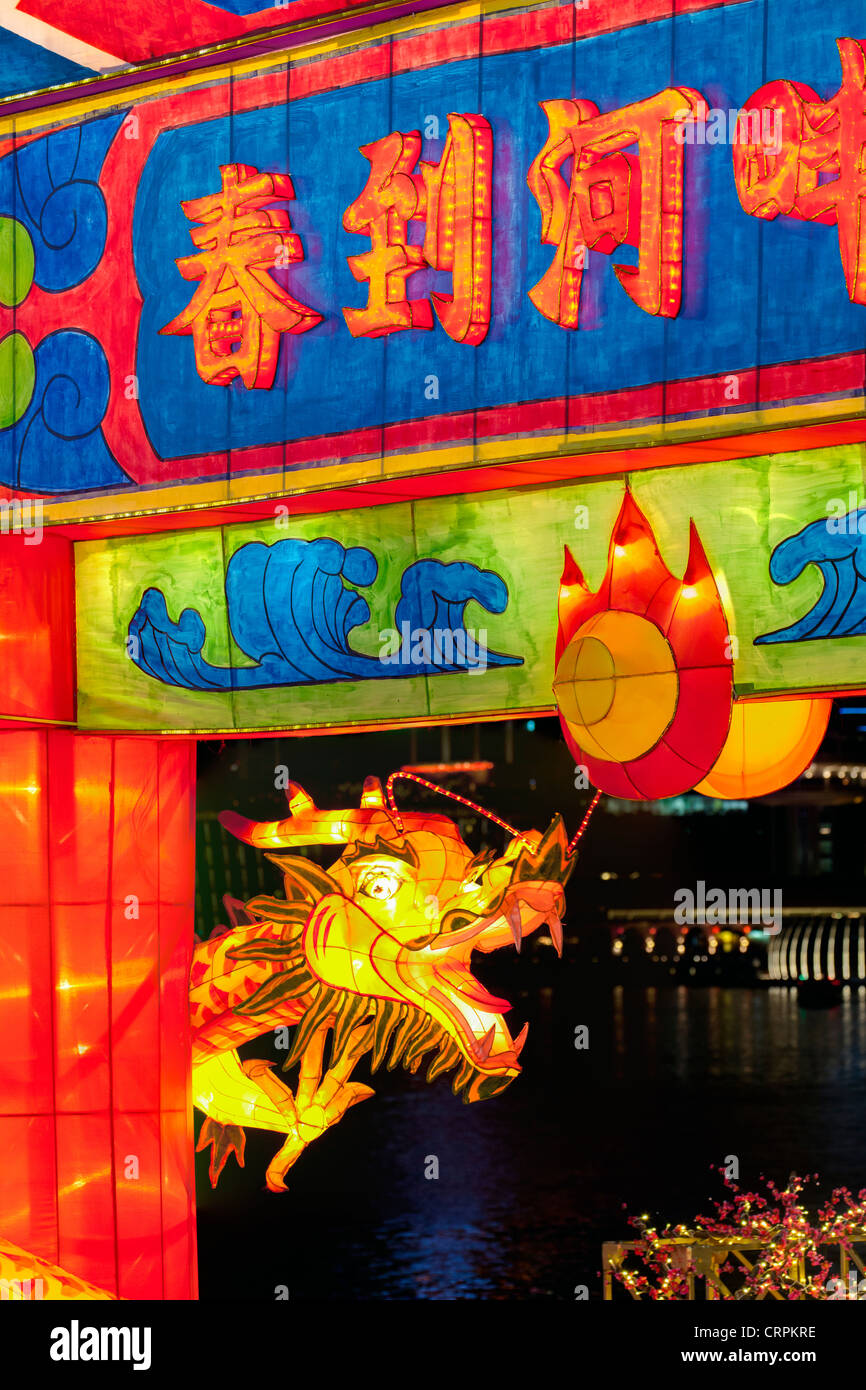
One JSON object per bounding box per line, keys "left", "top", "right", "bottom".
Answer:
{"left": 133, "top": 0, "right": 866, "bottom": 459}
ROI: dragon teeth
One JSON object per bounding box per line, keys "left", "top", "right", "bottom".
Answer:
{"left": 507, "top": 902, "right": 522, "bottom": 952}
{"left": 512, "top": 1022, "right": 529, "bottom": 1057}
{"left": 548, "top": 911, "right": 564, "bottom": 957}
{"left": 476, "top": 1024, "right": 496, "bottom": 1062}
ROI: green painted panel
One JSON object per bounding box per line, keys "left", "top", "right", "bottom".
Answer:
{"left": 75, "top": 528, "right": 234, "bottom": 730}
{"left": 0, "top": 331, "right": 34, "bottom": 429}
{"left": 0, "top": 217, "right": 34, "bottom": 308}
{"left": 75, "top": 447, "right": 866, "bottom": 732}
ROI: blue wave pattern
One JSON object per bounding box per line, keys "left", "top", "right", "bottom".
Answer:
{"left": 12, "top": 331, "right": 124, "bottom": 492}
{"left": 128, "top": 538, "right": 522, "bottom": 689}
{"left": 0, "top": 114, "right": 129, "bottom": 491}
{"left": 756, "top": 509, "right": 866, "bottom": 644}
{"left": 4, "top": 115, "right": 123, "bottom": 292}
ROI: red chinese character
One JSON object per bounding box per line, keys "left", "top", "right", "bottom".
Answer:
{"left": 733, "top": 38, "right": 866, "bottom": 306}
{"left": 527, "top": 89, "right": 707, "bottom": 328}
{"left": 160, "top": 163, "right": 321, "bottom": 390}
{"left": 343, "top": 114, "right": 492, "bottom": 344}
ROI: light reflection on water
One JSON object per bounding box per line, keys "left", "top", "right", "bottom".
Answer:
{"left": 614, "top": 986, "right": 866, "bottom": 1086}
{"left": 196, "top": 987, "right": 866, "bottom": 1300}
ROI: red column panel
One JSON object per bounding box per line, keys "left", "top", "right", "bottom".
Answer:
{"left": 0, "top": 728, "right": 198, "bottom": 1299}
{"left": 111, "top": 739, "right": 161, "bottom": 906}
{"left": 47, "top": 734, "right": 113, "bottom": 903}
{"left": 157, "top": 747, "right": 198, "bottom": 1306}
{"left": 111, "top": 901, "right": 160, "bottom": 1114}
{"left": 160, "top": 1105, "right": 199, "bottom": 1301}
{"left": 53, "top": 904, "right": 111, "bottom": 1116}
{"left": 0, "top": 906, "right": 53, "bottom": 1116}
{"left": 0, "top": 1116, "right": 58, "bottom": 1261}
{"left": 111, "top": 741, "right": 196, "bottom": 1298}
{"left": 0, "top": 729, "right": 47, "bottom": 903}
{"left": 157, "top": 742, "right": 197, "bottom": 906}
{"left": 0, "top": 533, "right": 75, "bottom": 724}
{"left": 55, "top": 1112, "right": 116, "bottom": 1289}
{"left": 114, "top": 1111, "right": 165, "bottom": 1301}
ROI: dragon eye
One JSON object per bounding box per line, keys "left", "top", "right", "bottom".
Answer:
{"left": 359, "top": 870, "right": 402, "bottom": 901}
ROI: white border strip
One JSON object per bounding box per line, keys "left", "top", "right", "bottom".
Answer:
{"left": 0, "top": 0, "right": 125, "bottom": 74}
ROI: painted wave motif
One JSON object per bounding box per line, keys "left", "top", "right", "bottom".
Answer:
{"left": 756, "top": 508, "right": 866, "bottom": 644}
{"left": 128, "top": 537, "right": 522, "bottom": 689}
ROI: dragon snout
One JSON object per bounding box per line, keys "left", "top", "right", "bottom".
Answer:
{"left": 438, "top": 880, "right": 567, "bottom": 958}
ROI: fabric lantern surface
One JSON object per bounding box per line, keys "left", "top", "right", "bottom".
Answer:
{"left": 554, "top": 489, "right": 734, "bottom": 799}
{"left": 695, "top": 696, "right": 832, "bottom": 799}
{"left": 192, "top": 775, "right": 577, "bottom": 1193}
{"left": 0, "top": 729, "right": 197, "bottom": 1300}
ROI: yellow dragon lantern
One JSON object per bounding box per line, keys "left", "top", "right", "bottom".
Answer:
{"left": 191, "top": 773, "right": 581, "bottom": 1192}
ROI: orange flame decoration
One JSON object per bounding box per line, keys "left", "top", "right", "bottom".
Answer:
{"left": 554, "top": 490, "right": 734, "bottom": 800}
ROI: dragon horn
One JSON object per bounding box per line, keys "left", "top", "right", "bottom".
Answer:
{"left": 287, "top": 782, "right": 316, "bottom": 815}
{"left": 218, "top": 779, "right": 393, "bottom": 849}
{"left": 360, "top": 776, "right": 386, "bottom": 808}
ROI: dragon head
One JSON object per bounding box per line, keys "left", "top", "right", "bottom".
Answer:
{"left": 219, "top": 776, "right": 576, "bottom": 1102}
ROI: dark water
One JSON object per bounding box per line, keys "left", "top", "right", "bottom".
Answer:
{"left": 195, "top": 984, "right": 866, "bottom": 1300}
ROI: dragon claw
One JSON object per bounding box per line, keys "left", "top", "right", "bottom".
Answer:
{"left": 264, "top": 1168, "right": 289, "bottom": 1195}
{"left": 196, "top": 1117, "right": 246, "bottom": 1188}
{"left": 262, "top": 1079, "right": 377, "bottom": 1194}
{"left": 264, "top": 1135, "right": 305, "bottom": 1194}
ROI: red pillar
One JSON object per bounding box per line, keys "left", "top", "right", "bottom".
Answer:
{"left": 0, "top": 729, "right": 198, "bottom": 1299}
{"left": 0, "top": 531, "right": 75, "bottom": 725}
